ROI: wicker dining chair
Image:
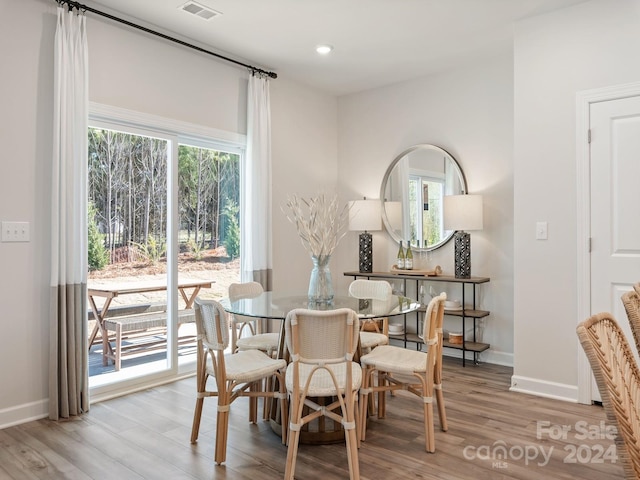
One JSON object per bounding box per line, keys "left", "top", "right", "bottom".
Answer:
{"left": 348, "top": 279, "right": 393, "bottom": 353}
{"left": 229, "top": 282, "right": 282, "bottom": 419}
{"left": 577, "top": 312, "right": 640, "bottom": 479}
{"left": 622, "top": 290, "right": 640, "bottom": 355}
{"left": 228, "top": 282, "right": 280, "bottom": 357}
{"left": 359, "top": 292, "right": 447, "bottom": 453}
{"left": 190, "top": 298, "right": 288, "bottom": 465}
{"left": 284, "top": 308, "right": 362, "bottom": 480}
{"left": 634, "top": 282, "right": 640, "bottom": 295}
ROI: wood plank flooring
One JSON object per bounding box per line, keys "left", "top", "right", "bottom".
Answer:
{"left": 0, "top": 359, "right": 624, "bottom": 479}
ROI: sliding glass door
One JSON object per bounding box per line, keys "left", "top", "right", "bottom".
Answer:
{"left": 87, "top": 108, "right": 242, "bottom": 398}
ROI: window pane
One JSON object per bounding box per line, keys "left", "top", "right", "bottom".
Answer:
{"left": 87, "top": 127, "right": 169, "bottom": 380}
{"left": 176, "top": 144, "right": 241, "bottom": 366}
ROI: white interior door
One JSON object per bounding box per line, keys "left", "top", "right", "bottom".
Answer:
{"left": 590, "top": 94, "right": 640, "bottom": 401}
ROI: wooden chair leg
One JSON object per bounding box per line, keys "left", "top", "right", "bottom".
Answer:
{"left": 377, "top": 371, "right": 386, "bottom": 419}
{"left": 345, "top": 421, "right": 360, "bottom": 479}
{"left": 435, "top": 386, "right": 448, "bottom": 431}
{"left": 279, "top": 376, "right": 288, "bottom": 446}
{"left": 354, "top": 395, "right": 361, "bottom": 447}
{"left": 215, "top": 389, "right": 231, "bottom": 465}
{"left": 359, "top": 369, "right": 370, "bottom": 441}
{"left": 284, "top": 394, "right": 303, "bottom": 480}
{"left": 423, "top": 395, "right": 435, "bottom": 453}
{"left": 263, "top": 374, "right": 276, "bottom": 420}
{"left": 343, "top": 391, "right": 360, "bottom": 479}
{"left": 190, "top": 397, "right": 204, "bottom": 443}
{"left": 249, "top": 381, "right": 259, "bottom": 423}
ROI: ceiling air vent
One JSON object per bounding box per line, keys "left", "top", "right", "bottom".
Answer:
{"left": 179, "top": 1, "right": 221, "bottom": 21}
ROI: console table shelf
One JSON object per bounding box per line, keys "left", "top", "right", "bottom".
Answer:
{"left": 344, "top": 271, "right": 490, "bottom": 366}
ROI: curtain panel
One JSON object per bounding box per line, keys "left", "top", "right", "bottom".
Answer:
{"left": 241, "top": 73, "right": 273, "bottom": 290}
{"left": 49, "top": 6, "right": 89, "bottom": 420}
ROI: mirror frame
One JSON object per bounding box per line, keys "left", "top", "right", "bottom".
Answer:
{"left": 379, "top": 144, "right": 468, "bottom": 251}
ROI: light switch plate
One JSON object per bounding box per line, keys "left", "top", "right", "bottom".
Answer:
{"left": 536, "top": 221, "right": 548, "bottom": 240}
{"left": 2, "top": 221, "right": 30, "bottom": 242}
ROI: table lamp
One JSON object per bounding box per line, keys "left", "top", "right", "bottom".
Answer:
{"left": 349, "top": 199, "right": 382, "bottom": 273}
{"left": 443, "top": 194, "right": 483, "bottom": 278}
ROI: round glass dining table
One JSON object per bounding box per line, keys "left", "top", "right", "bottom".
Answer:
{"left": 219, "top": 292, "right": 420, "bottom": 320}
{"left": 219, "top": 291, "right": 420, "bottom": 445}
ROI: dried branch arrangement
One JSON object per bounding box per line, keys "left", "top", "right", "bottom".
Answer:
{"left": 283, "top": 193, "right": 350, "bottom": 258}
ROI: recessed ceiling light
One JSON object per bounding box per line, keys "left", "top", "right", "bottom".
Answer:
{"left": 316, "top": 44, "right": 333, "bottom": 55}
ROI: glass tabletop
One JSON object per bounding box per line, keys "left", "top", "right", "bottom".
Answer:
{"left": 220, "top": 292, "right": 420, "bottom": 319}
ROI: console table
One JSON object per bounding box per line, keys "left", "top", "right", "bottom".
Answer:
{"left": 344, "top": 271, "right": 490, "bottom": 366}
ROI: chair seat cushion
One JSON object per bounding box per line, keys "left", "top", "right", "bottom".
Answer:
{"left": 236, "top": 332, "right": 280, "bottom": 352}
{"left": 219, "top": 349, "right": 286, "bottom": 383}
{"left": 285, "top": 362, "right": 362, "bottom": 396}
{"left": 359, "top": 331, "right": 389, "bottom": 349}
{"left": 360, "top": 345, "right": 427, "bottom": 375}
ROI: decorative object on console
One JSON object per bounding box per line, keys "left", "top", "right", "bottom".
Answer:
{"left": 390, "top": 264, "right": 442, "bottom": 276}
{"left": 348, "top": 199, "right": 381, "bottom": 273}
{"left": 443, "top": 194, "right": 483, "bottom": 279}
{"left": 284, "top": 193, "right": 350, "bottom": 304}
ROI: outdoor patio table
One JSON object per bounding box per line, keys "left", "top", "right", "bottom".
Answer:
{"left": 88, "top": 278, "right": 214, "bottom": 366}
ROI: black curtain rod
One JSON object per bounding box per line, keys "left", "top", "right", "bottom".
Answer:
{"left": 55, "top": 0, "right": 277, "bottom": 79}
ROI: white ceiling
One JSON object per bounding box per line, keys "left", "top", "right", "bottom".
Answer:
{"left": 85, "top": 0, "right": 587, "bottom": 96}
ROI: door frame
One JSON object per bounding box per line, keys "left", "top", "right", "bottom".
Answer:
{"left": 576, "top": 81, "right": 640, "bottom": 404}
{"left": 88, "top": 102, "right": 245, "bottom": 402}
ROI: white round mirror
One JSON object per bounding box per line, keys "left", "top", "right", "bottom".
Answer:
{"left": 380, "top": 144, "right": 467, "bottom": 251}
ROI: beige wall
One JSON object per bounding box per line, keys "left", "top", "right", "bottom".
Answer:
{"left": 335, "top": 55, "right": 515, "bottom": 367}
{"left": 512, "top": 0, "right": 640, "bottom": 400}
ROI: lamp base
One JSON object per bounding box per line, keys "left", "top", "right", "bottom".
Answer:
{"left": 359, "top": 232, "right": 373, "bottom": 273}
{"left": 454, "top": 231, "right": 471, "bottom": 279}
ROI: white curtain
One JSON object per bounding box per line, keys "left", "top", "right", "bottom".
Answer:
{"left": 49, "top": 6, "right": 89, "bottom": 420}
{"left": 241, "top": 73, "right": 273, "bottom": 289}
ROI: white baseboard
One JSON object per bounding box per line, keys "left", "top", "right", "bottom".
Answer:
{"left": 0, "top": 399, "right": 48, "bottom": 430}
{"left": 510, "top": 375, "right": 578, "bottom": 403}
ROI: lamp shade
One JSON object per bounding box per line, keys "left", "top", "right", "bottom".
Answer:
{"left": 444, "top": 194, "right": 483, "bottom": 231}
{"left": 348, "top": 200, "right": 381, "bottom": 232}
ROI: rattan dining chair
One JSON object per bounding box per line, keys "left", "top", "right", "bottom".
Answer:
{"left": 348, "top": 279, "right": 393, "bottom": 353}
{"left": 228, "top": 282, "right": 280, "bottom": 357}
{"left": 622, "top": 290, "right": 640, "bottom": 355}
{"left": 229, "top": 282, "right": 282, "bottom": 419}
{"left": 634, "top": 282, "right": 640, "bottom": 295}
{"left": 284, "top": 308, "right": 362, "bottom": 480}
{"left": 190, "top": 298, "right": 288, "bottom": 465}
{"left": 359, "top": 292, "right": 447, "bottom": 453}
{"left": 577, "top": 312, "right": 640, "bottom": 479}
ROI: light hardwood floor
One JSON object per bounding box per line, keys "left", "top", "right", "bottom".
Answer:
{"left": 0, "top": 358, "right": 624, "bottom": 479}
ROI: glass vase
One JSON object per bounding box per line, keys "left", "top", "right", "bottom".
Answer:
{"left": 308, "top": 254, "right": 334, "bottom": 305}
